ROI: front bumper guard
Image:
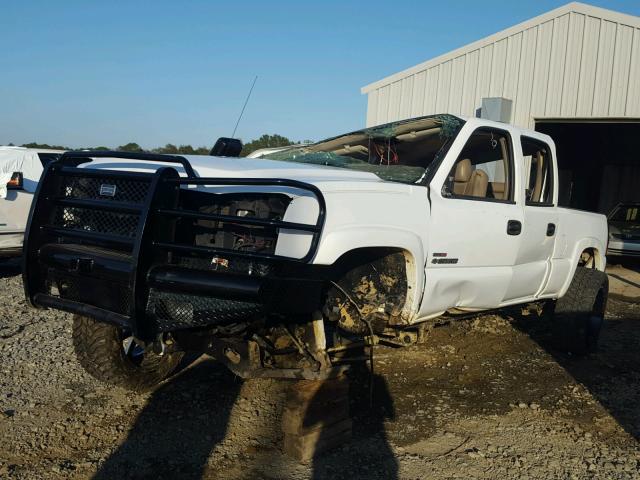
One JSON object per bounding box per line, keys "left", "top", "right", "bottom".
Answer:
{"left": 22, "top": 151, "right": 326, "bottom": 338}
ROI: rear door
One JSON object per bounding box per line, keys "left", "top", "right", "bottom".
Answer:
{"left": 503, "top": 136, "right": 558, "bottom": 301}
{"left": 420, "top": 125, "right": 523, "bottom": 317}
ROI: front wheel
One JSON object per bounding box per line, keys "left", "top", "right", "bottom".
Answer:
{"left": 72, "top": 315, "right": 184, "bottom": 391}
{"left": 552, "top": 267, "right": 608, "bottom": 355}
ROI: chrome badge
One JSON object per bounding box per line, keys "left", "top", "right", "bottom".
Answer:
{"left": 99, "top": 184, "right": 117, "bottom": 197}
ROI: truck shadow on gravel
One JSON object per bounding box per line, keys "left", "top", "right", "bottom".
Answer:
{"left": 93, "top": 359, "right": 242, "bottom": 480}
{"left": 93, "top": 359, "right": 398, "bottom": 480}
{"left": 511, "top": 300, "right": 640, "bottom": 441}
{"left": 310, "top": 368, "right": 398, "bottom": 480}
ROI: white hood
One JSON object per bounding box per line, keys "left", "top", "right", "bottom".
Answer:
{"left": 85, "top": 155, "right": 383, "bottom": 183}
{"left": 82, "top": 154, "right": 416, "bottom": 194}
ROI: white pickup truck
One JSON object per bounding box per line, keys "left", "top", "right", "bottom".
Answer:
{"left": 22, "top": 115, "right": 608, "bottom": 390}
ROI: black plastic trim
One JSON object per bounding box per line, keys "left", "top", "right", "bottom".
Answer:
{"left": 525, "top": 201, "right": 555, "bottom": 207}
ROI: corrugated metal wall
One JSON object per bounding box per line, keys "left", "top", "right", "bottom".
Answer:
{"left": 364, "top": 5, "right": 640, "bottom": 128}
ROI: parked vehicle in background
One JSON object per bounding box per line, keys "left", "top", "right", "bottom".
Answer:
{"left": 607, "top": 202, "right": 640, "bottom": 258}
{"left": 21, "top": 115, "right": 609, "bottom": 391}
{"left": 0, "top": 147, "right": 64, "bottom": 258}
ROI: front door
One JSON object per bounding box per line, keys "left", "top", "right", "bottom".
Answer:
{"left": 419, "top": 126, "right": 523, "bottom": 318}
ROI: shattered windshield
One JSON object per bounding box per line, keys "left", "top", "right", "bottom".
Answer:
{"left": 261, "top": 115, "right": 464, "bottom": 184}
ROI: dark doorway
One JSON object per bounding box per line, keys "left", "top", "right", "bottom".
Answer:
{"left": 535, "top": 121, "right": 640, "bottom": 214}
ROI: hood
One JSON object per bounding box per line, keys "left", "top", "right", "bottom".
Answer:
{"left": 83, "top": 155, "right": 414, "bottom": 193}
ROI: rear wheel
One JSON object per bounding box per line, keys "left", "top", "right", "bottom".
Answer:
{"left": 72, "top": 314, "right": 184, "bottom": 391}
{"left": 552, "top": 267, "right": 608, "bottom": 355}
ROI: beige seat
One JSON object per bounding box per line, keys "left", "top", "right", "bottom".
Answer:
{"left": 453, "top": 159, "right": 489, "bottom": 198}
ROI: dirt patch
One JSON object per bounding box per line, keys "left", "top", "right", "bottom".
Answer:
{"left": 1, "top": 261, "right": 639, "bottom": 479}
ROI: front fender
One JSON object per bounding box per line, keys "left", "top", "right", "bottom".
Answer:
{"left": 314, "top": 226, "right": 425, "bottom": 266}
{"left": 314, "top": 226, "right": 426, "bottom": 320}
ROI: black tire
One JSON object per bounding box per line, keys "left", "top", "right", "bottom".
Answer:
{"left": 72, "top": 314, "right": 184, "bottom": 391}
{"left": 552, "top": 267, "right": 608, "bottom": 355}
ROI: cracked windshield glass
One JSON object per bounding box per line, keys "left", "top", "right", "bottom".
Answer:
{"left": 261, "top": 115, "right": 464, "bottom": 184}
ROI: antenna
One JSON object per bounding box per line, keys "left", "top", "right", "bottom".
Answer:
{"left": 231, "top": 75, "right": 258, "bottom": 138}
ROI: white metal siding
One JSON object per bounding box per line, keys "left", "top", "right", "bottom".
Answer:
{"left": 363, "top": 3, "right": 640, "bottom": 127}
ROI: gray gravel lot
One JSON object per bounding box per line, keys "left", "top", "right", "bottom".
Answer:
{"left": 1, "top": 259, "right": 639, "bottom": 479}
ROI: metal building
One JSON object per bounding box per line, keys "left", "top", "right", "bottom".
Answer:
{"left": 361, "top": 2, "right": 640, "bottom": 213}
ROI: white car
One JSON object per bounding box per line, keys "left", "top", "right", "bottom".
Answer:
{"left": 21, "top": 115, "right": 608, "bottom": 390}
{"left": 0, "top": 147, "right": 63, "bottom": 258}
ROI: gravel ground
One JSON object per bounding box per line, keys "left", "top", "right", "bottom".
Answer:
{"left": 1, "top": 258, "right": 639, "bottom": 479}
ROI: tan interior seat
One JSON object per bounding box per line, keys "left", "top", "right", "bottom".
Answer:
{"left": 490, "top": 182, "right": 506, "bottom": 200}
{"left": 531, "top": 151, "right": 544, "bottom": 202}
{"left": 468, "top": 169, "right": 489, "bottom": 197}
{"left": 453, "top": 159, "right": 489, "bottom": 198}
{"left": 453, "top": 159, "right": 473, "bottom": 195}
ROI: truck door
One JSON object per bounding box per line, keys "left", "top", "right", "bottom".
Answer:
{"left": 420, "top": 126, "right": 523, "bottom": 317}
{"left": 503, "top": 136, "right": 558, "bottom": 301}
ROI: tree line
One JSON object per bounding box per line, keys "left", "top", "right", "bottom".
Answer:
{"left": 10, "top": 134, "right": 310, "bottom": 157}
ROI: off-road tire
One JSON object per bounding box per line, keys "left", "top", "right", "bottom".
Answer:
{"left": 552, "top": 267, "right": 608, "bottom": 355}
{"left": 72, "top": 314, "right": 184, "bottom": 391}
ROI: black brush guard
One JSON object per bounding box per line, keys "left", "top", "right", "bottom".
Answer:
{"left": 23, "top": 151, "right": 326, "bottom": 339}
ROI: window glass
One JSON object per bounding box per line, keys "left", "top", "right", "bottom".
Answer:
{"left": 521, "top": 137, "right": 553, "bottom": 205}
{"left": 611, "top": 205, "right": 639, "bottom": 224}
{"left": 443, "top": 128, "right": 512, "bottom": 201}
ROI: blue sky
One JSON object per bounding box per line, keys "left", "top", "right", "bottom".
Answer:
{"left": 1, "top": 0, "right": 638, "bottom": 148}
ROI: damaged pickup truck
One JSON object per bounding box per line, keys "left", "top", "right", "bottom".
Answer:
{"left": 22, "top": 115, "right": 609, "bottom": 390}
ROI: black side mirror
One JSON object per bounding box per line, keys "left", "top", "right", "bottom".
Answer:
{"left": 210, "top": 137, "right": 243, "bottom": 157}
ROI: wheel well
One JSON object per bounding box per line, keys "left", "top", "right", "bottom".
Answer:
{"left": 578, "top": 247, "right": 602, "bottom": 270}
{"left": 328, "top": 247, "right": 417, "bottom": 324}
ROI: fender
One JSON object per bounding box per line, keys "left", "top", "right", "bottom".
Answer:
{"left": 314, "top": 226, "right": 426, "bottom": 318}
{"left": 557, "top": 237, "right": 606, "bottom": 298}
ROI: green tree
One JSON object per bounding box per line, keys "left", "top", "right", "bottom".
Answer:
{"left": 117, "top": 142, "right": 144, "bottom": 153}
{"left": 240, "top": 134, "right": 293, "bottom": 156}
{"left": 21, "top": 142, "right": 68, "bottom": 150}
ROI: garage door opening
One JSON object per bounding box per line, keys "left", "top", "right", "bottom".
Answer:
{"left": 535, "top": 121, "right": 640, "bottom": 215}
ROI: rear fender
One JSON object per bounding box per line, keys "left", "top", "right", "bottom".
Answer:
{"left": 558, "top": 237, "right": 606, "bottom": 298}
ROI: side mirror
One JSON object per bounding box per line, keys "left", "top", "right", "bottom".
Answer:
{"left": 7, "top": 172, "right": 23, "bottom": 190}
{"left": 210, "top": 137, "right": 243, "bottom": 157}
